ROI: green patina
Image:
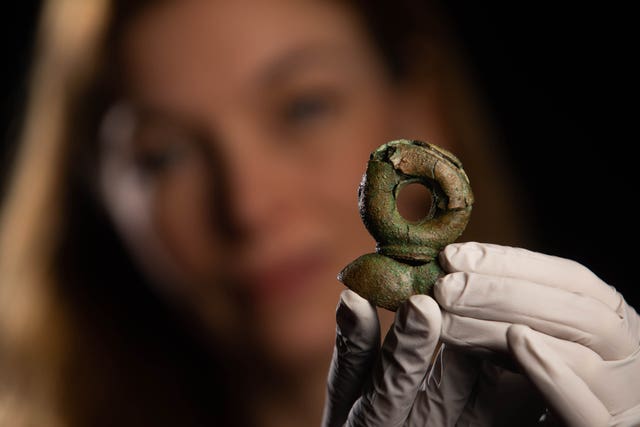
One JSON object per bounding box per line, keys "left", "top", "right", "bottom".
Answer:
{"left": 338, "top": 139, "right": 473, "bottom": 311}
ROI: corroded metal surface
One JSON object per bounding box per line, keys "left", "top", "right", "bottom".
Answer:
{"left": 338, "top": 139, "right": 473, "bottom": 310}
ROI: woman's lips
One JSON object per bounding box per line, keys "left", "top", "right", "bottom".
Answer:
{"left": 238, "top": 249, "right": 329, "bottom": 305}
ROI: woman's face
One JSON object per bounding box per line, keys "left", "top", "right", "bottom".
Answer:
{"left": 99, "top": 0, "right": 422, "bottom": 367}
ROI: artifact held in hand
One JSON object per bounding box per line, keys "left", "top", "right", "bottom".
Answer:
{"left": 338, "top": 139, "right": 473, "bottom": 310}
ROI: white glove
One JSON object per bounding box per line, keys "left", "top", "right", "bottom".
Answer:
{"left": 435, "top": 242, "right": 640, "bottom": 427}
{"left": 321, "top": 290, "right": 518, "bottom": 427}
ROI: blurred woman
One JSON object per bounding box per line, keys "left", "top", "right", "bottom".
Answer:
{"left": 5, "top": 1, "right": 635, "bottom": 427}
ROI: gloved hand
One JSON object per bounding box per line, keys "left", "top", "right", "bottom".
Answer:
{"left": 321, "top": 290, "right": 512, "bottom": 427}
{"left": 435, "top": 242, "right": 640, "bottom": 427}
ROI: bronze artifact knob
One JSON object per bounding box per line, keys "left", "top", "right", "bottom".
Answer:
{"left": 338, "top": 139, "right": 474, "bottom": 311}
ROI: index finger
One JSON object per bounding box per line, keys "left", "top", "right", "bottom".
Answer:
{"left": 439, "top": 242, "right": 621, "bottom": 311}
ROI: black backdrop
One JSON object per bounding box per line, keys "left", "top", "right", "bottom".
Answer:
{"left": 2, "top": 1, "right": 637, "bottom": 306}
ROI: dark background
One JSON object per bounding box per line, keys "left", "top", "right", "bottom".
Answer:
{"left": 2, "top": 2, "right": 637, "bottom": 306}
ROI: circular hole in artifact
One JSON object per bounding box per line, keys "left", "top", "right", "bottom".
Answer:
{"left": 396, "top": 182, "right": 433, "bottom": 222}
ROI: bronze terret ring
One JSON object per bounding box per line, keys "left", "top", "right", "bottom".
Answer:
{"left": 338, "top": 139, "right": 473, "bottom": 311}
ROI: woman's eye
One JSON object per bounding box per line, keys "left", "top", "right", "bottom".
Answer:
{"left": 282, "top": 93, "right": 334, "bottom": 127}
{"left": 136, "top": 146, "right": 181, "bottom": 174}
{"left": 134, "top": 133, "right": 195, "bottom": 176}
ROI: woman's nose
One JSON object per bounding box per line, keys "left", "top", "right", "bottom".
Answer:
{"left": 212, "top": 137, "right": 294, "bottom": 238}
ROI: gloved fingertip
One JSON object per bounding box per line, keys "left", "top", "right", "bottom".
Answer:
{"left": 338, "top": 290, "right": 376, "bottom": 323}
{"left": 439, "top": 241, "right": 488, "bottom": 273}
{"left": 339, "top": 289, "right": 369, "bottom": 309}
{"left": 393, "top": 295, "right": 442, "bottom": 342}
{"left": 438, "top": 244, "right": 458, "bottom": 272}
{"left": 407, "top": 294, "right": 442, "bottom": 329}
{"left": 336, "top": 290, "right": 379, "bottom": 350}
{"left": 433, "top": 272, "right": 468, "bottom": 309}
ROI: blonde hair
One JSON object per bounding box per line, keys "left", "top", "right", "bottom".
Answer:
{"left": 1, "top": 1, "right": 110, "bottom": 425}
